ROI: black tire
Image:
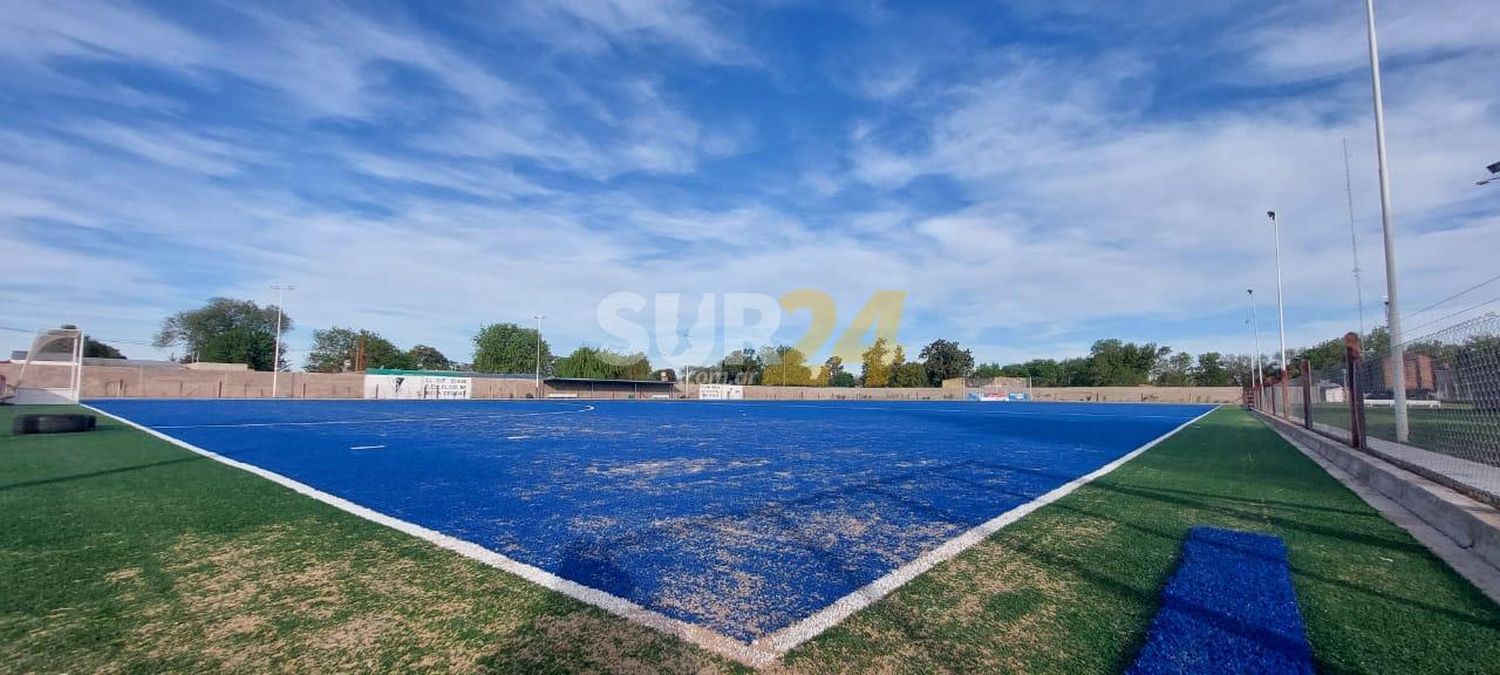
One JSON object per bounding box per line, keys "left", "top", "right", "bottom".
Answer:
{"left": 11, "top": 414, "right": 97, "bottom": 435}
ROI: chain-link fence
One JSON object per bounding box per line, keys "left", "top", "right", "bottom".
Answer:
{"left": 1256, "top": 314, "right": 1500, "bottom": 506}
{"left": 1356, "top": 315, "right": 1500, "bottom": 488}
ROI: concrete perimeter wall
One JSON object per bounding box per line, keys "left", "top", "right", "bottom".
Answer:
{"left": 1029, "top": 386, "right": 1242, "bottom": 404}
{"left": 0, "top": 363, "right": 1244, "bottom": 404}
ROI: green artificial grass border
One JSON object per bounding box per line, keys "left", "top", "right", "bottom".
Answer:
{"left": 2, "top": 405, "right": 1496, "bottom": 673}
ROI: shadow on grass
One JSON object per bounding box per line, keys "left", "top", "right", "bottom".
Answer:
{"left": 0, "top": 455, "right": 210, "bottom": 492}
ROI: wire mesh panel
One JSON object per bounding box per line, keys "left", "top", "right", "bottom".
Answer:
{"left": 1307, "top": 363, "right": 1354, "bottom": 446}
{"left": 1287, "top": 373, "right": 1307, "bottom": 425}
{"left": 1355, "top": 314, "right": 1500, "bottom": 503}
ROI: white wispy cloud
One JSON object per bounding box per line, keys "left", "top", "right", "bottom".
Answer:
{"left": 1, "top": 0, "right": 1496, "bottom": 370}
{"left": 506, "top": 0, "right": 753, "bottom": 64}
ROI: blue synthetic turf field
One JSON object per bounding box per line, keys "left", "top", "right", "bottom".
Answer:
{"left": 1129, "top": 527, "right": 1314, "bottom": 675}
{"left": 89, "top": 399, "right": 1211, "bottom": 642}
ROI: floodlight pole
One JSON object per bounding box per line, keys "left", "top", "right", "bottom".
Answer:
{"left": 1364, "top": 0, "right": 1408, "bottom": 442}
{"left": 1248, "top": 289, "right": 1263, "bottom": 394}
{"left": 1267, "top": 212, "right": 1290, "bottom": 418}
{"left": 533, "top": 314, "right": 546, "bottom": 398}
{"left": 270, "top": 284, "right": 294, "bottom": 398}
{"left": 1343, "top": 139, "right": 1366, "bottom": 335}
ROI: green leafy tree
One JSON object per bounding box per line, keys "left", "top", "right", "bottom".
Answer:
{"left": 1154, "top": 351, "right": 1196, "bottom": 386}
{"left": 1223, "top": 354, "right": 1257, "bottom": 387}
{"left": 972, "top": 363, "right": 1006, "bottom": 379}
{"left": 722, "top": 348, "right": 763, "bottom": 385}
{"left": 1085, "top": 339, "right": 1169, "bottom": 386}
{"left": 611, "top": 351, "right": 654, "bottom": 380}
{"left": 861, "top": 337, "right": 893, "bottom": 387}
{"left": 818, "top": 356, "right": 846, "bottom": 385}
{"left": 999, "top": 364, "right": 1030, "bottom": 378}
{"left": 305, "top": 328, "right": 412, "bottom": 372}
{"left": 1022, "top": 359, "right": 1064, "bottom": 387}
{"left": 473, "top": 323, "right": 551, "bottom": 375}
{"left": 84, "top": 338, "right": 125, "bottom": 359}
{"left": 554, "top": 347, "right": 615, "bottom": 379}
{"left": 199, "top": 327, "right": 277, "bottom": 371}
{"left": 155, "top": 298, "right": 290, "bottom": 366}
{"left": 360, "top": 333, "right": 412, "bottom": 370}
{"left": 406, "top": 344, "right": 452, "bottom": 370}
{"left": 829, "top": 371, "right": 857, "bottom": 387}
{"left": 1193, "top": 352, "right": 1233, "bottom": 386}
{"left": 554, "top": 347, "right": 652, "bottom": 379}
{"left": 60, "top": 325, "right": 126, "bottom": 359}
{"left": 918, "top": 339, "right": 974, "bottom": 385}
{"left": 891, "top": 362, "right": 930, "bottom": 387}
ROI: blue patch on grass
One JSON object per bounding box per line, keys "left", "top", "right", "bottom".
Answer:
{"left": 90, "top": 399, "right": 1209, "bottom": 642}
{"left": 1130, "top": 526, "right": 1314, "bottom": 675}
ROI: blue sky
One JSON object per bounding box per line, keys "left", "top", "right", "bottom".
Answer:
{"left": 2, "top": 0, "right": 1497, "bottom": 369}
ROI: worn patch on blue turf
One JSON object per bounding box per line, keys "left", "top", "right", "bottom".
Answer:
{"left": 1130, "top": 526, "right": 1314, "bottom": 675}
{"left": 91, "top": 399, "right": 1210, "bottom": 644}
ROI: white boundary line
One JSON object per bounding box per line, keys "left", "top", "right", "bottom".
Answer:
{"left": 751, "top": 404, "right": 1219, "bottom": 655}
{"left": 82, "top": 402, "right": 1217, "bottom": 668}
{"left": 83, "top": 404, "right": 779, "bottom": 667}
{"left": 150, "top": 404, "right": 596, "bottom": 429}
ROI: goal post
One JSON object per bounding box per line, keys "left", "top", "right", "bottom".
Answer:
{"left": 8, "top": 327, "right": 84, "bottom": 405}
{"left": 964, "top": 376, "right": 1031, "bottom": 402}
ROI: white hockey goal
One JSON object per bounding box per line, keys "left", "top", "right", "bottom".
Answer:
{"left": 8, "top": 327, "right": 84, "bottom": 405}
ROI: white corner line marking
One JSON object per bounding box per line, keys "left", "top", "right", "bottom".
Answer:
{"left": 83, "top": 402, "right": 1216, "bottom": 668}
{"left": 82, "top": 404, "right": 777, "bottom": 668}
{"left": 751, "top": 404, "right": 1220, "bottom": 655}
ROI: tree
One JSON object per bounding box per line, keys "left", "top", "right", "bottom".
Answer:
{"left": 1085, "top": 339, "right": 1169, "bottom": 386}
{"left": 199, "top": 327, "right": 277, "bottom": 371}
{"left": 1295, "top": 337, "right": 1347, "bottom": 372}
{"left": 721, "top": 348, "right": 763, "bottom": 385}
{"left": 84, "top": 337, "right": 125, "bottom": 359}
{"left": 554, "top": 347, "right": 616, "bottom": 379}
{"left": 612, "top": 351, "right": 654, "bottom": 380}
{"left": 473, "top": 323, "right": 551, "bottom": 375}
{"left": 919, "top": 339, "right": 974, "bottom": 386}
{"left": 1194, "top": 352, "right": 1232, "bottom": 386}
{"left": 861, "top": 337, "right": 893, "bottom": 387}
{"left": 359, "top": 333, "right": 412, "bottom": 370}
{"left": 554, "top": 347, "right": 653, "bottom": 380}
{"left": 61, "top": 325, "right": 125, "bottom": 359}
{"left": 1154, "top": 351, "right": 1195, "bottom": 386}
{"left": 824, "top": 356, "right": 846, "bottom": 379}
{"left": 1223, "top": 354, "right": 1257, "bottom": 387}
{"left": 972, "top": 363, "right": 1006, "bottom": 379}
{"left": 406, "top": 344, "right": 452, "bottom": 370}
{"left": 829, "top": 371, "right": 857, "bottom": 387}
{"left": 891, "top": 362, "right": 929, "bottom": 387}
{"left": 762, "top": 345, "right": 814, "bottom": 386}
{"left": 155, "top": 298, "right": 289, "bottom": 366}
{"left": 305, "top": 328, "right": 411, "bottom": 372}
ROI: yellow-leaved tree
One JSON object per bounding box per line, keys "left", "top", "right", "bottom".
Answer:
{"left": 861, "top": 337, "right": 892, "bottom": 387}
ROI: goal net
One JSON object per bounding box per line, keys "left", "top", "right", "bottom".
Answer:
{"left": 7, "top": 327, "right": 84, "bottom": 405}
{"left": 964, "top": 376, "right": 1031, "bottom": 402}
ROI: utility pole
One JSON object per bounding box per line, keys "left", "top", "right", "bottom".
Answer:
{"left": 1364, "top": 0, "right": 1408, "bottom": 442}
{"left": 270, "top": 284, "right": 294, "bottom": 397}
